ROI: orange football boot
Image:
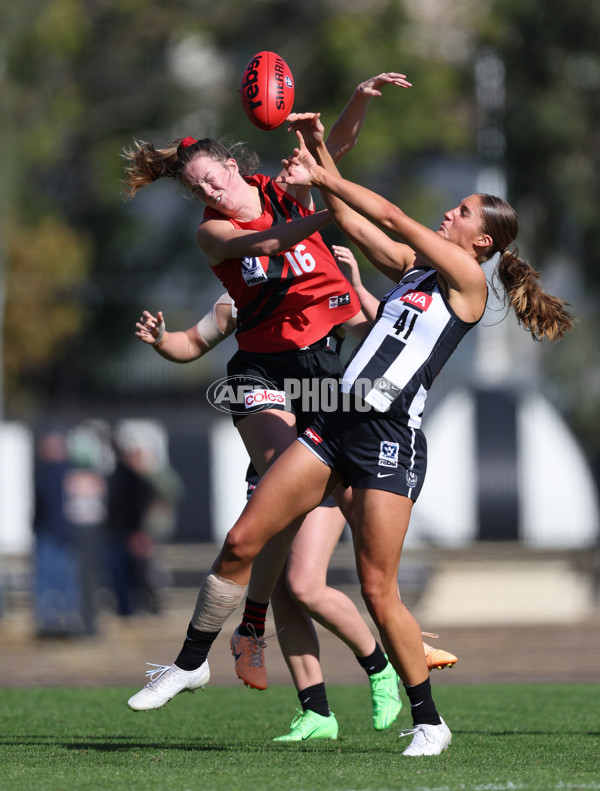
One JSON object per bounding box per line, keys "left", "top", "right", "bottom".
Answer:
{"left": 230, "top": 625, "right": 270, "bottom": 690}
{"left": 422, "top": 632, "right": 458, "bottom": 670}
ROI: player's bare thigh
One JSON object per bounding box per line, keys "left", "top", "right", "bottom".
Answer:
{"left": 286, "top": 505, "right": 347, "bottom": 591}
{"left": 236, "top": 408, "right": 297, "bottom": 475}
{"left": 227, "top": 440, "right": 339, "bottom": 559}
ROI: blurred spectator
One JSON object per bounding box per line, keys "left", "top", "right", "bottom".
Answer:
{"left": 63, "top": 429, "right": 108, "bottom": 636}
{"left": 104, "top": 422, "right": 183, "bottom": 616}
{"left": 32, "top": 428, "right": 82, "bottom": 637}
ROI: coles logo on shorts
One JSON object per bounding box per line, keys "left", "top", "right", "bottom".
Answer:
{"left": 244, "top": 389, "right": 286, "bottom": 409}
{"left": 378, "top": 441, "right": 399, "bottom": 468}
{"left": 400, "top": 290, "right": 432, "bottom": 311}
{"left": 304, "top": 427, "right": 323, "bottom": 444}
{"left": 206, "top": 374, "right": 280, "bottom": 415}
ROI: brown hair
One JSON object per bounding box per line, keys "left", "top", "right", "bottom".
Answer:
{"left": 478, "top": 193, "right": 574, "bottom": 342}
{"left": 121, "top": 137, "right": 259, "bottom": 200}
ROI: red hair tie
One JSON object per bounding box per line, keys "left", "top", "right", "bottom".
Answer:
{"left": 179, "top": 136, "right": 197, "bottom": 149}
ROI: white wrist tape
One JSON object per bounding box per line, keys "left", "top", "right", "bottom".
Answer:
{"left": 190, "top": 568, "right": 248, "bottom": 633}
{"left": 152, "top": 318, "right": 166, "bottom": 349}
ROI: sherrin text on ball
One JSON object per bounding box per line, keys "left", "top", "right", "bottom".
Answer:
{"left": 240, "top": 51, "right": 294, "bottom": 130}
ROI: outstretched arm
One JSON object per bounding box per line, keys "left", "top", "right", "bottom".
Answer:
{"left": 136, "top": 310, "right": 204, "bottom": 362}
{"left": 198, "top": 73, "right": 412, "bottom": 266}
{"left": 197, "top": 209, "right": 331, "bottom": 266}
{"left": 278, "top": 72, "right": 411, "bottom": 206}
{"left": 135, "top": 297, "right": 236, "bottom": 362}
{"left": 325, "top": 72, "right": 412, "bottom": 162}
{"left": 278, "top": 126, "right": 414, "bottom": 281}
{"left": 279, "top": 130, "right": 485, "bottom": 307}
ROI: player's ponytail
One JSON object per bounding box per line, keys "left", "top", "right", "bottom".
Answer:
{"left": 478, "top": 193, "right": 574, "bottom": 342}
{"left": 496, "top": 249, "right": 574, "bottom": 341}
{"left": 121, "top": 139, "right": 180, "bottom": 199}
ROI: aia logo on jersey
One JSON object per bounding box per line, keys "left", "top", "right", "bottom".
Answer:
{"left": 304, "top": 427, "right": 323, "bottom": 444}
{"left": 241, "top": 256, "right": 268, "bottom": 286}
{"left": 400, "top": 290, "right": 432, "bottom": 311}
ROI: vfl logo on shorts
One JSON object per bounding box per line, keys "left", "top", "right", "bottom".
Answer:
{"left": 245, "top": 389, "right": 286, "bottom": 409}
{"left": 241, "top": 256, "right": 269, "bottom": 286}
{"left": 329, "top": 292, "right": 351, "bottom": 308}
{"left": 378, "top": 441, "right": 399, "bottom": 468}
{"left": 304, "top": 427, "right": 323, "bottom": 444}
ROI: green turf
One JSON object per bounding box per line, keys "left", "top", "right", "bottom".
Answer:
{"left": 1, "top": 683, "right": 598, "bottom": 791}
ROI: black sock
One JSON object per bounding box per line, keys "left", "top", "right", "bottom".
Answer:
{"left": 356, "top": 642, "right": 388, "bottom": 676}
{"left": 298, "top": 683, "right": 330, "bottom": 718}
{"left": 174, "top": 622, "right": 220, "bottom": 671}
{"left": 237, "top": 598, "right": 268, "bottom": 637}
{"left": 404, "top": 677, "right": 441, "bottom": 727}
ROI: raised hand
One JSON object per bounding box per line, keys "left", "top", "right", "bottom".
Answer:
{"left": 356, "top": 72, "right": 412, "bottom": 97}
{"left": 286, "top": 112, "right": 325, "bottom": 150}
{"left": 136, "top": 310, "right": 165, "bottom": 345}
{"left": 332, "top": 245, "right": 363, "bottom": 290}
{"left": 277, "top": 131, "right": 319, "bottom": 187}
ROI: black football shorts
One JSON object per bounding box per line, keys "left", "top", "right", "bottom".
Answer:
{"left": 226, "top": 339, "right": 343, "bottom": 433}
{"left": 298, "top": 405, "right": 427, "bottom": 502}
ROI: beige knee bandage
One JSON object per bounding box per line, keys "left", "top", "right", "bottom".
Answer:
{"left": 190, "top": 567, "right": 248, "bottom": 633}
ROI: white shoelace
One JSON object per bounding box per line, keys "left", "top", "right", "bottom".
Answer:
{"left": 243, "top": 624, "right": 279, "bottom": 668}
{"left": 399, "top": 726, "right": 418, "bottom": 740}
{"left": 399, "top": 724, "right": 436, "bottom": 745}
{"left": 144, "top": 663, "right": 172, "bottom": 684}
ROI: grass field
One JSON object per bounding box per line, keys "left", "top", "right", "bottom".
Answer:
{"left": 1, "top": 683, "right": 598, "bottom": 791}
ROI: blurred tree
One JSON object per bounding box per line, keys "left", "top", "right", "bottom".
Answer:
{"left": 479, "top": 0, "right": 600, "bottom": 467}
{"left": 3, "top": 0, "right": 477, "bottom": 412}
{"left": 2, "top": 0, "right": 214, "bottom": 410}
{"left": 4, "top": 215, "right": 90, "bottom": 406}
{"left": 3, "top": 0, "right": 596, "bottom": 447}
{"left": 480, "top": 0, "right": 600, "bottom": 277}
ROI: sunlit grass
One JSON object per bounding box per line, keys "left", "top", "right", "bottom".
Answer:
{"left": 1, "top": 684, "right": 599, "bottom": 791}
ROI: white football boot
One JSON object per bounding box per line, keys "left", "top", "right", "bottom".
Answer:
{"left": 400, "top": 718, "right": 452, "bottom": 756}
{"left": 127, "top": 661, "right": 210, "bottom": 711}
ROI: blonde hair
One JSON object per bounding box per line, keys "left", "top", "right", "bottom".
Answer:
{"left": 479, "top": 194, "right": 574, "bottom": 342}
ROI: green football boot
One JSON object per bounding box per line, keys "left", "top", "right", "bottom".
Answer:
{"left": 273, "top": 709, "right": 339, "bottom": 741}
{"left": 369, "top": 660, "right": 402, "bottom": 731}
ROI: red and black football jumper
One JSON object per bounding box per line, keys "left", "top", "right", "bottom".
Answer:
{"left": 206, "top": 174, "right": 360, "bottom": 353}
